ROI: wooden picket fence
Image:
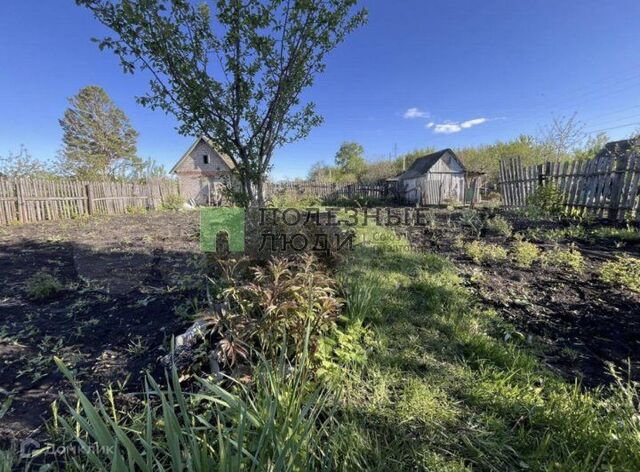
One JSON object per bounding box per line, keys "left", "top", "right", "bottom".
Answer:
{"left": 0, "top": 177, "right": 180, "bottom": 225}
{"left": 499, "top": 152, "right": 640, "bottom": 221}
{"left": 264, "top": 181, "right": 397, "bottom": 200}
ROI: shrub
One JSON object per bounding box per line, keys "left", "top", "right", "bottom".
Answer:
{"left": 600, "top": 256, "right": 640, "bottom": 292}
{"left": 25, "top": 272, "right": 63, "bottom": 301}
{"left": 161, "top": 194, "right": 184, "bottom": 211}
{"left": 464, "top": 241, "right": 508, "bottom": 264}
{"left": 485, "top": 215, "right": 512, "bottom": 237}
{"left": 511, "top": 240, "right": 540, "bottom": 268}
{"left": 203, "top": 254, "right": 343, "bottom": 365}
{"left": 526, "top": 184, "right": 564, "bottom": 218}
{"left": 542, "top": 246, "right": 585, "bottom": 272}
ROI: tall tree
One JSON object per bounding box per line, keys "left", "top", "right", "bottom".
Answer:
{"left": 335, "top": 141, "right": 366, "bottom": 181}
{"left": 58, "top": 85, "right": 141, "bottom": 180}
{"left": 76, "top": 0, "right": 366, "bottom": 205}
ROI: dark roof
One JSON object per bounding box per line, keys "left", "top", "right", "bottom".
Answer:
{"left": 595, "top": 138, "right": 640, "bottom": 159}
{"left": 396, "top": 148, "right": 464, "bottom": 180}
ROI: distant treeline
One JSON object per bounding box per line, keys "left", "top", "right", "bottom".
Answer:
{"left": 308, "top": 130, "right": 615, "bottom": 187}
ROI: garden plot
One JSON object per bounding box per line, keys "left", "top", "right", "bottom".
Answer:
{"left": 0, "top": 211, "right": 202, "bottom": 442}
{"left": 402, "top": 210, "right": 640, "bottom": 387}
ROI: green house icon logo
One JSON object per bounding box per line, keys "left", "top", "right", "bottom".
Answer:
{"left": 200, "top": 208, "right": 245, "bottom": 252}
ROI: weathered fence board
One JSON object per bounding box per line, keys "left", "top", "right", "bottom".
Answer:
{"left": 499, "top": 149, "right": 640, "bottom": 220}
{"left": 0, "top": 177, "right": 180, "bottom": 225}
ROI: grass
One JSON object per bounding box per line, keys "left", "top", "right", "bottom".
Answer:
{"left": 24, "top": 271, "right": 63, "bottom": 301}
{"left": 39, "top": 339, "right": 335, "bottom": 471}
{"left": 9, "top": 216, "right": 640, "bottom": 470}
{"left": 325, "top": 222, "right": 640, "bottom": 470}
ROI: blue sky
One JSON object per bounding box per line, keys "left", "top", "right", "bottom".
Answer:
{"left": 1, "top": 0, "right": 640, "bottom": 180}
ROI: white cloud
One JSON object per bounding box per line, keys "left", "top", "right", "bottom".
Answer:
{"left": 433, "top": 123, "right": 462, "bottom": 134}
{"left": 426, "top": 122, "right": 434, "bottom": 128}
{"left": 460, "top": 117, "right": 487, "bottom": 128}
{"left": 432, "top": 117, "right": 488, "bottom": 134}
{"left": 403, "top": 107, "right": 429, "bottom": 119}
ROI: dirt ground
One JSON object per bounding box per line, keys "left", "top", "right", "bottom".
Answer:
{"left": 403, "top": 211, "right": 640, "bottom": 388}
{"left": 0, "top": 211, "right": 203, "bottom": 444}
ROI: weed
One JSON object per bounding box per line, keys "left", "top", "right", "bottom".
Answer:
{"left": 452, "top": 235, "right": 465, "bottom": 250}
{"left": 126, "top": 205, "right": 147, "bottom": 215}
{"left": 485, "top": 215, "right": 512, "bottom": 237}
{"left": 542, "top": 245, "right": 585, "bottom": 272}
{"left": 464, "top": 240, "right": 508, "bottom": 264}
{"left": 460, "top": 209, "right": 484, "bottom": 236}
{"left": 161, "top": 194, "right": 184, "bottom": 211}
{"left": 526, "top": 183, "right": 564, "bottom": 218}
{"left": 600, "top": 256, "right": 640, "bottom": 292}
{"left": 126, "top": 336, "right": 148, "bottom": 357}
{"left": 511, "top": 240, "right": 540, "bottom": 268}
{"left": 592, "top": 226, "right": 640, "bottom": 242}
{"left": 24, "top": 271, "right": 63, "bottom": 301}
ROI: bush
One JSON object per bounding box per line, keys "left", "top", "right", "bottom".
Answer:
{"left": 464, "top": 241, "right": 508, "bottom": 264}
{"left": 25, "top": 272, "right": 63, "bottom": 301}
{"left": 527, "top": 184, "right": 564, "bottom": 218}
{"left": 542, "top": 246, "right": 585, "bottom": 272}
{"left": 511, "top": 240, "right": 540, "bottom": 268}
{"left": 203, "top": 254, "right": 342, "bottom": 364}
{"left": 161, "top": 194, "right": 184, "bottom": 211}
{"left": 485, "top": 215, "right": 512, "bottom": 237}
{"left": 600, "top": 256, "right": 640, "bottom": 292}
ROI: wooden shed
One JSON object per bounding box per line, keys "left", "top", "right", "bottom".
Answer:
{"left": 397, "top": 148, "right": 468, "bottom": 205}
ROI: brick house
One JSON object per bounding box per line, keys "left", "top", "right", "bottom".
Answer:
{"left": 170, "top": 136, "right": 236, "bottom": 205}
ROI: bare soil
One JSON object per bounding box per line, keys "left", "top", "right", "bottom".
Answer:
{"left": 0, "top": 211, "right": 203, "bottom": 444}
{"left": 403, "top": 211, "right": 640, "bottom": 388}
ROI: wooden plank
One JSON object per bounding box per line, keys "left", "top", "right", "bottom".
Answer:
{"left": 608, "top": 153, "right": 629, "bottom": 220}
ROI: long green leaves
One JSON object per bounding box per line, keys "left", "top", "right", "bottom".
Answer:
{"left": 50, "top": 338, "right": 333, "bottom": 471}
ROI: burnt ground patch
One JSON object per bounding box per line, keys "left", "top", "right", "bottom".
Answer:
{"left": 0, "top": 211, "right": 203, "bottom": 443}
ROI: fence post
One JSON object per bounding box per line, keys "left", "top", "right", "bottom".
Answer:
{"left": 609, "top": 153, "right": 629, "bottom": 221}
{"left": 15, "top": 179, "right": 25, "bottom": 222}
{"left": 537, "top": 164, "right": 545, "bottom": 186}
{"left": 86, "top": 184, "right": 94, "bottom": 215}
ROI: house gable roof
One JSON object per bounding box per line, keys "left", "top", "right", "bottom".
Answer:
{"left": 170, "top": 136, "right": 236, "bottom": 174}
{"left": 397, "top": 149, "right": 465, "bottom": 180}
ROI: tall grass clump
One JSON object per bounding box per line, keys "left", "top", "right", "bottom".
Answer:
{"left": 49, "top": 337, "right": 337, "bottom": 471}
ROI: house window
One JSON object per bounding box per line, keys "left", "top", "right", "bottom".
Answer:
{"left": 203, "top": 154, "right": 210, "bottom": 164}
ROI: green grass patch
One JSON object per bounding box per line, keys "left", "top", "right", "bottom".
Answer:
{"left": 327, "top": 223, "right": 640, "bottom": 470}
